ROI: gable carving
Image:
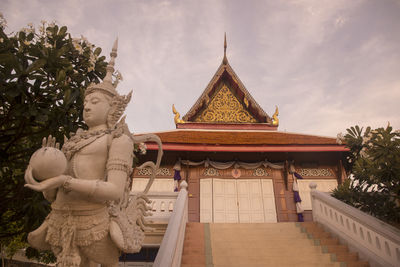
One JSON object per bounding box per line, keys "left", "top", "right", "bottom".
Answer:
{"left": 194, "top": 84, "right": 257, "bottom": 123}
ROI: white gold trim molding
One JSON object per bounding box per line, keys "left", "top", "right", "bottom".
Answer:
{"left": 297, "top": 168, "right": 334, "bottom": 177}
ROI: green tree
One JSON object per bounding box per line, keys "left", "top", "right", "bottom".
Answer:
{"left": 333, "top": 125, "right": 400, "bottom": 227}
{"left": 0, "top": 14, "right": 107, "bottom": 261}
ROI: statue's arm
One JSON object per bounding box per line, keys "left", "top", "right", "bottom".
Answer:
{"left": 25, "top": 134, "right": 133, "bottom": 202}
{"left": 25, "top": 170, "right": 127, "bottom": 202}
{"left": 24, "top": 165, "right": 58, "bottom": 202}
{"left": 43, "top": 189, "right": 57, "bottom": 202}
{"left": 59, "top": 171, "right": 126, "bottom": 201}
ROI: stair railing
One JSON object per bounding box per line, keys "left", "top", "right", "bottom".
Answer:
{"left": 143, "top": 191, "right": 179, "bottom": 223}
{"left": 153, "top": 181, "right": 188, "bottom": 267}
{"left": 309, "top": 183, "right": 400, "bottom": 267}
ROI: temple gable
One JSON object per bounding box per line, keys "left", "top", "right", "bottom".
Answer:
{"left": 194, "top": 83, "right": 257, "bottom": 123}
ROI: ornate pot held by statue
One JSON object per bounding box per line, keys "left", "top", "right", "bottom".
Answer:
{"left": 29, "top": 147, "right": 67, "bottom": 181}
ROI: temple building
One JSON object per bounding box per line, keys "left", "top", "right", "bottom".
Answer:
{"left": 132, "top": 36, "right": 348, "bottom": 224}
{"left": 125, "top": 37, "right": 398, "bottom": 267}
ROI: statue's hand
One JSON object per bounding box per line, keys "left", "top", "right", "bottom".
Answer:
{"left": 24, "top": 171, "right": 69, "bottom": 192}
{"left": 42, "top": 135, "right": 60, "bottom": 149}
{"left": 24, "top": 135, "right": 64, "bottom": 192}
{"left": 24, "top": 165, "right": 38, "bottom": 185}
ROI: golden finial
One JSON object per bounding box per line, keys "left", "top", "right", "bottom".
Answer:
{"left": 223, "top": 32, "right": 228, "bottom": 65}
{"left": 272, "top": 106, "right": 279, "bottom": 126}
{"left": 172, "top": 104, "right": 185, "bottom": 124}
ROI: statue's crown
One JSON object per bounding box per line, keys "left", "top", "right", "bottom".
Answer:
{"left": 85, "top": 39, "right": 132, "bottom": 128}
{"left": 86, "top": 39, "right": 120, "bottom": 97}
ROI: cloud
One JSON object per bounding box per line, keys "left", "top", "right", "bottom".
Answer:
{"left": 2, "top": 0, "right": 400, "bottom": 136}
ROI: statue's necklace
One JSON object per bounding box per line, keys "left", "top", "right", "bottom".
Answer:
{"left": 62, "top": 128, "right": 112, "bottom": 160}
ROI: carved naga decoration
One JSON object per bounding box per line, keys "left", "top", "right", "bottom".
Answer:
{"left": 272, "top": 105, "right": 279, "bottom": 126}
{"left": 172, "top": 104, "right": 185, "bottom": 124}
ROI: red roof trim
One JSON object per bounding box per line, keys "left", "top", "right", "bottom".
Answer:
{"left": 145, "top": 143, "right": 349, "bottom": 152}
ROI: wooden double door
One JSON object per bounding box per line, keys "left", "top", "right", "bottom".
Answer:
{"left": 200, "top": 178, "right": 277, "bottom": 223}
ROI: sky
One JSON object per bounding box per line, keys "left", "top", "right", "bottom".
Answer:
{"left": 2, "top": 0, "right": 399, "bottom": 137}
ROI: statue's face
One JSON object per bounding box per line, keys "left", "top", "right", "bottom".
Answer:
{"left": 83, "top": 92, "right": 111, "bottom": 128}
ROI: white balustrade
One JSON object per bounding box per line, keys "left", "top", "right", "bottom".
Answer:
{"left": 153, "top": 181, "right": 188, "bottom": 267}
{"left": 133, "top": 192, "right": 178, "bottom": 223}
{"left": 119, "top": 262, "right": 153, "bottom": 267}
{"left": 309, "top": 183, "right": 400, "bottom": 267}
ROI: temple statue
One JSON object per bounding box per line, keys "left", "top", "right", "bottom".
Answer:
{"left": 24, "top": 39, "right": 162, "bottom": 267}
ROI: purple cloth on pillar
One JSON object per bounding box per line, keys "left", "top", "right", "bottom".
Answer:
{"left": 293, "top": 191, "right": 302, "bottom": 203}
{"left": 298, "top": 213, "right": 304, "bottom": 222}
{"left": 174, "top": 187, "right": 178, "bottom": 192}
{"left": 294, "top": 172, "right": 303, "bottom": 180}
{"left": 174, "top": 170, "right": 181, "bottom": 181}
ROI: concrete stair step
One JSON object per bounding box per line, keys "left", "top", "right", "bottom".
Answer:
{"left": 184, "top": 239, "right": 203, "bottom": 243}
{"left": 185, "top": 227, "right": 204, "bottom": 231}
{"left": 316, "top": 237, "right": 340, "bottom": 245}
{"left": 214, "top": 230, "right": 309, "bottom": 237}
{"left": 181, "top": 222, "right": 370, "bottom": 267}
{"left": 210, "top": 223, "right": 338, "bottom": 266}
{"left": 335, "top": 251, "right": 359, "bottom": 262}
{"left": 181, "top": 222, "right": 206, "bottom": 266}
{"left": 323, "top": 244, "right": 349, "bottom": 253}
{"left": 211, "top": 239, "right": 315, "bottom": 247}
{"left": 212, "top": 254, "right": 338, "bottom": 266}
{"left": 308, "top": 231, "right": 332, "bottom": 239}
{"left": 345, "top": 261, "right": 370, "bottom": 267}
{"left": 182, "top": 248, "right": 205, "bottom": 254}
{"left": 299, "top": 222, "right": 369, "bottom": 267}
{"left": 186, "top": 224, "right": 203, "bottom": 228}
{"left": 181, "top": 256, "right": 206, "bottom": 264}
{"left": 210, "top": 243, "right": 318, "bottom": 250}
{"left": 182, "top": 249, "right": 206, "bottom": 255}
{"left": 213, "top": 265, "right": 342, "bottom": 267}
{"left": 214, "top": 224, "right": 303, "bottom": 229}
{"left": 185, "top": 227, "right": 203, "bottom": 231}
{"left": 183, "top": 242, "right": 204, "bottom": 247}
{"left": 184, "top": 232, "right": 204, "bottom": 237}
{"left": 184, "top": 238, "right": 204, "bottom": 243}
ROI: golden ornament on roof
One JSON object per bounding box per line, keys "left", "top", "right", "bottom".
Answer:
{"left": 272, "top": 106, "right": 279, "bottom": 126}
{"left": 172, "top": 104, "right": 185, "bottom": 124}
